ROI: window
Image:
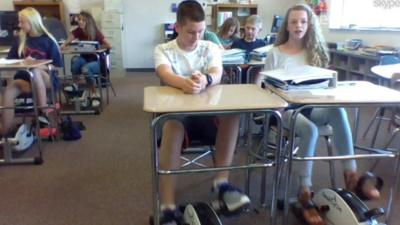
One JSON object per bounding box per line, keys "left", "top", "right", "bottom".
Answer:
{"left": 329, "top": 0, "right": 400, "bottom": 31}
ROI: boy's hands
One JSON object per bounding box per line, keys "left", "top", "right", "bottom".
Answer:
{"left": 181, "top": 77, "right": 203, "bottom": 94}
{"left": 191, "top": 70, "right": 207, "bottom": 88}
{"left": 181, "top": 71, "right": 208, "bottom": 94}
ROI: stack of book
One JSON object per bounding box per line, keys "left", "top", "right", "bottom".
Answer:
{"left": 260, "top": 65, "right": 337, "bottom": 90}
{"left": 222, "top": 48, "right": 246, "bottom": 64}
{"left": 249, "top": 45, "right": 273, "bottom": 61}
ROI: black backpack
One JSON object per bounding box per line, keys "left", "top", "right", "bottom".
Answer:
{"left": 60, "top": 116, "right": 81, "bottom": 141}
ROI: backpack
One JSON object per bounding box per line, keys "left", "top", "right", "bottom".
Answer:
{"left": 60, "top": 116, "right": 81, "bottom": 141}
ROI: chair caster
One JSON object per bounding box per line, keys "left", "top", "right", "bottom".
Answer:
{"left": 149, "top": 215, "right": 154, "bottom": 225}
{"left": 277, "top": 198, "right": 284, "bottom": 210}
{"left": 34, "top": 156, "right": 43, "bottom": 165}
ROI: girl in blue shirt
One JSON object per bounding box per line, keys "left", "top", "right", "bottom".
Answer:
{"left": 3, "top": 7, "right": 62, "bottom": 135}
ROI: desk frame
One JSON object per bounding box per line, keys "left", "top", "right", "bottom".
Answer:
{"left": 150, "top": 110, "right": 283, "bottom": 225}
{"left": 145, "top": 84, "right": 288, "bottom": 225}
{"left": 0, "top": 60, "right": 55, "bottom": 165}
{"left": 60, "top": 49, "right": 110, "bottom": 115}
{"left": 272, "top": 92, "right": 400, "bottom": 225}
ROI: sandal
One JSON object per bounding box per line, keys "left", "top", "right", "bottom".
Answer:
{"left": 297, "top": 191, "right": 326, "bottom": 225}
{"left": 344, "top": 171, "right": 383, "bottom": 201}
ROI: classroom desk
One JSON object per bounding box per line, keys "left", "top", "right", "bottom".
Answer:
{"left": 367, "top": 63, "right": 400, "bottom": 146}
{"left": 267, "top": 81, "right": 400, "bottom": 224}
{"left": 223, "top": 60, "right": 265, "bottom": 84}
{"left": 371, "top": 63, "right": 400, "bottom": 80}
{"left": 0, "top": 59, "right": 53, "bottom": 165}
{"left": 144, "top": 84, "right": 288, "bottom": 225}
{"left": 60, "top": 48, "right": 109, "bottom": 115}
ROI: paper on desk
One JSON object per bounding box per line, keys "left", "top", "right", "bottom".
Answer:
{"left": 0, "top": 58, "right": 23, "bottom": 64}
{"left": 261, "top": 65, "right": 336, "bottom": 84}
{"left": 253, "top": 45, "right": 273, "bottom": 54}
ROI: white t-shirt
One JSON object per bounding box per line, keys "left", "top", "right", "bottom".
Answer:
{"left": 265, "top": 46, "right": 307, "bottom": 71}
{"left": 154, "top": 39, "right": 222, "bottom": 77}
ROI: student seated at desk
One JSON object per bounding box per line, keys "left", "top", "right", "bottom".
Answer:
{"left": 217, "top": 17, "right": 240, "bottom": 49}
{"left": 2, "top": 7, "right": 62, "bottom": 135}
{"left": 154, "top": 1, "right": 250, "bottom": 224}
{"left": 264, "top": 4, "right": 380, "bottom": 225}
{"left": 60, "top": 11, "right": 112, "bottom": 108}
{"left": 231, "top": 15, "right": 267, "bottom": 83}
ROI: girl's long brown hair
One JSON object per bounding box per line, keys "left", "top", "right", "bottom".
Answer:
{"left": 275, "top": 4, "right": 329, "bottom": 68}
{"left": 218, "top": 17, "right": 240, "bottom": 39}
{"left": 79, "top": 11, "right": 99, "bottom": 41}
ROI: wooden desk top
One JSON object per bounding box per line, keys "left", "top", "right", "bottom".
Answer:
{"left": 223, "top": 60, "right": 265, "bottom": 67}
{"left": 143, "top": 84, "right": 288, "bottom": 113}
{"left": 371, "top": 63, "right": 400, "bottom": 79}
{"left": 268, "top": 81, "right": 400, "bottom": 106}
{"left": 0, "top": 59, "right": 52, "bottom": 70}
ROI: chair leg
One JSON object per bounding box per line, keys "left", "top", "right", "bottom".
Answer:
{"left": 370, "top": 128, "right": 400, "bottom": 172}
{"left": 385, "top": 128, "right": 400, "bottom": 149}
{"left": 325, "top": 136, "right": 337, "bottom": 189}
{"left": 109, "top": 81, "right": 117, "bottom": 97}
{"left": 362, "top": 108, "right": 381, "bottom": 138}
{"left": 371, "top": 108, "right": 386, "bottom": 148}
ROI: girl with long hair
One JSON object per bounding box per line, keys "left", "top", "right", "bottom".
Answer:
{"left": 61, "top": 11, "right": 112, "bottom": 108}
{"left": 3, "top": 7, "right": 62, "bottom": 135}
{"left": 265, "top": 4, "right": 380, "bottom": 225}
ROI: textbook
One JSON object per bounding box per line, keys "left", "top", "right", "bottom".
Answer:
{"left": 249, "top": 44, "right": 273, "bottom": 61}
{"left": 222, "top": 48, "right": 246, "bottom": 64}
{"left": 260, "top": 65, "right": 337, "bottom": 90}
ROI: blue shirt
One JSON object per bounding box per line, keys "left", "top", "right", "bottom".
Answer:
{"left": 7, "top": 34, "right": 63, "bottom": 67}
{"left": 231, "top": 38, "right": 267, "bottom": 53}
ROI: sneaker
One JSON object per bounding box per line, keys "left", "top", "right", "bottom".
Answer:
{"left": 90, "top": 91, "right": 101, "bottom": 108}
{"left": 38, "top": 114, "right": 50, "bottom": 128}
{"left": 91, "top": 98, "right": 101, "bottom": 108}
{"left": 64, "top": 83, "right": 79, "bottom": 93}
{"left": 212, "top": 182, "right": 250, "bottom": 215}
{"left": 160, "top": 209, "right": 182, "bottom": 225}
{"left": 80, "top": 90, "right": 90, "bottom": 108}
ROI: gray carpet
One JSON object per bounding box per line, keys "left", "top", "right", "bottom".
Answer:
{"left": 0, "top": 72, "right": 398, "bottom": 225}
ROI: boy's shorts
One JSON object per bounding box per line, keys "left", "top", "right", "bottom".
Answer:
{"left": 157, "top": 115, "right": 218, "bottom": 146}
{"left": 14, "top": 70, "right": 32, "bottom": 83}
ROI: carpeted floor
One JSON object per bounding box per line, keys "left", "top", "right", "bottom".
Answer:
{"left": 0, "top": 72, "right": 398, "bottom": 225}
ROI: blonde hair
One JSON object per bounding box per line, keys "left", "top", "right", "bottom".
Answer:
{"left": 17, "top": 7, "right": 58, "bottom": 58}
{"left": 246, "top": 15, "right": 262, "bottom": 29}
{"left": 218, "top": 17, "right": 240, "bottom": 39}
{"left": 79, "top": 11, "right": 99, "bottom": 41}
{"left": 275, "top": 4, "right": 329, "bottom": 68}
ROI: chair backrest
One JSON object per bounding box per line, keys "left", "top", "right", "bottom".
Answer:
{"left": 43, "top": 17, "right": 67, "bottom": 42}
{"left": 379, "top": 55, "right": 400, "bottom": 65}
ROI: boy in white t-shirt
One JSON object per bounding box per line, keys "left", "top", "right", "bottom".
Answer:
{"left": 154, "top": 1, "right": 250, "bottom": 224}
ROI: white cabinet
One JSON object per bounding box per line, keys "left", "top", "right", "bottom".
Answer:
{"left": 101, "top": 10, "right": 124, "bottom": 70}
